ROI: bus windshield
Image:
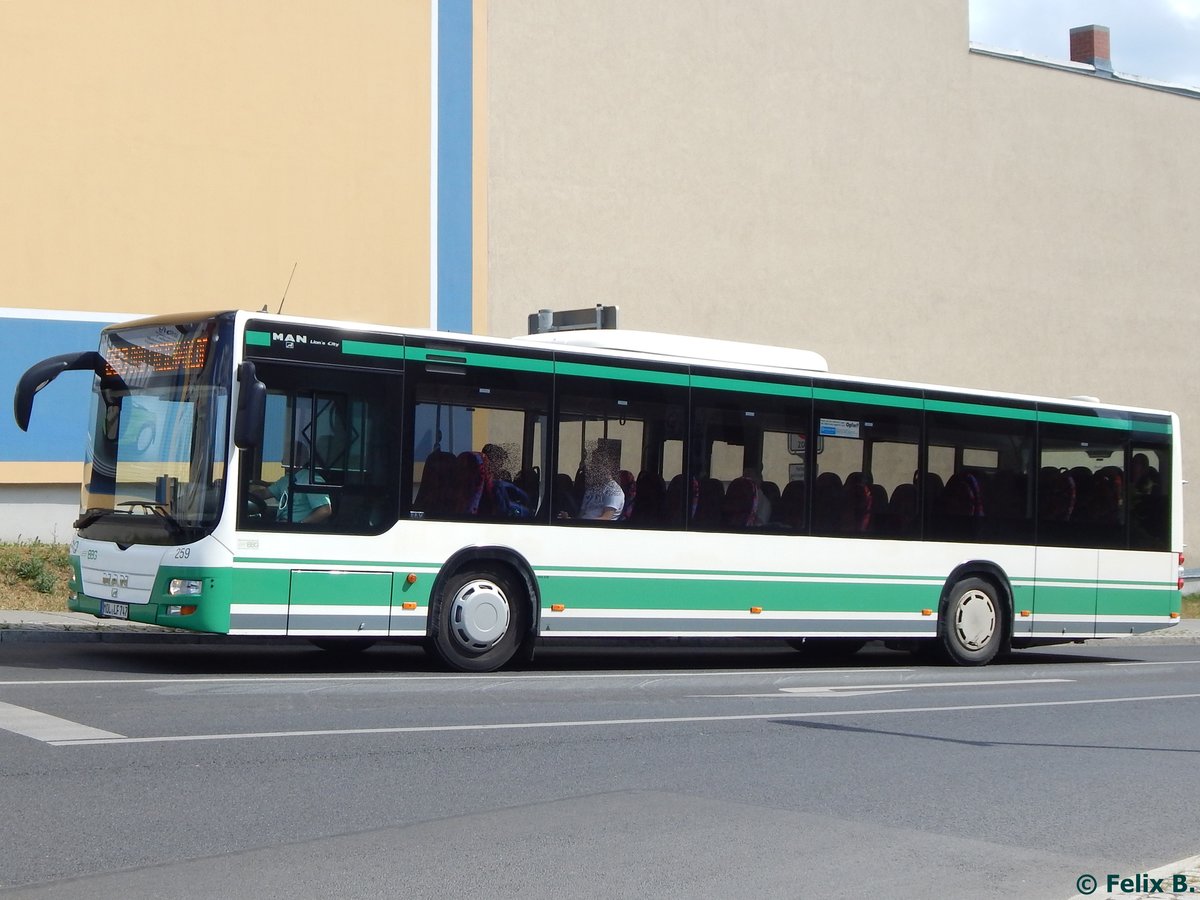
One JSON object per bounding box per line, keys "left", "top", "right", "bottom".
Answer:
{"left": 78, "top": 315, "right": 234, "bottom": 545}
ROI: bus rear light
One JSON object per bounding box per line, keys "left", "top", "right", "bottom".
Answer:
{"left": 921, "top": 609, "right": 933, "bottom": 617}
{"left": 551, "top": 604, "right": 565, "bottom": 612}
{"left": 1179, "top": 553, "right": 1186, "bottom": 591}
{"left": 401, "top": 601, "right": 417, "bottom": 610}
{"left": 166, "top": 605, "right": 197, "bottom": 616}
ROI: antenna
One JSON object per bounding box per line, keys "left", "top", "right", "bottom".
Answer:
{"left": 277, "top": 262, "right": 298, "bottom": 315}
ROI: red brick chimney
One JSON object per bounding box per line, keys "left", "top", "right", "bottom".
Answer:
{"left": 1070, "top": 24, "right": 1113, "bottom": 74}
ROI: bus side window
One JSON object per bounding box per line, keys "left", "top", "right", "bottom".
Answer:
{"left": 812, "top": 396, "right": 920, "bottom": 539}
{"left": 407, "top": 349, "right": 550, "bottom": 523}
{"left": 238, "top": 368, "right": 402, "bottom": 534}
{"left": 690, "top": 377, "right": 811, "bottom": 534}
{"left": 1037, "top": 426, "right": 1126, "bottom": 550}
{"left": 926, "top": 409, "right": 1033, "bottom": 545}
{"left": 1129, "top": 441, "right": 1169, "bottom": 550}
{"left": 555, "top": 365, "right": 686, "bottom": 529}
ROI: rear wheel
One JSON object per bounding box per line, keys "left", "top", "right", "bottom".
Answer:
{"left": 937, "top": 577, "right": 1003, "bottom": 666}
{"left": 430, "top": 567, "right": 526, "bottom": 672}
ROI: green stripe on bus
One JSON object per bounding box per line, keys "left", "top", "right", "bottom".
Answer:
{"left": 342, "top": 339, "right": 404, "bottom": 360}
{"left": 924, "top": 399, "right": 1038, "bottom": 421}
{"left": 814, "top": 387, "right": 923, "bottom": 409}
{"left": 1098, "top": 587, "right": 1176, "bottom": 618}
{"left": 406, "top": 346, "right": 554, "bottom": 373}
{"left": 556, "top": 361, "right": 690, "bottom": 386}
{"left": 1036, "top": 410, "right": 1172, "bottom": 434}
{"left": 537, "top": 574, "right": 936, "bottom": 612}
{"left": 691, "top": 375, "right": 813, "bottom": 398}
{"left": 535, "top": 564, "right": 938, "bottom": 582}
{"left": 246, "top": 331, "right": 271, "bottom": 347}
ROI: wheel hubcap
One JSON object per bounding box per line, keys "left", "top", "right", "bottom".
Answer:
{"left": 449, "top": 579, "right": 511, "bottom": 651}
{"left": 954, "top": 589, "right": 996, "bottom": 651}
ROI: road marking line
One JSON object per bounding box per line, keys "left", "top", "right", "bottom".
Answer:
{"left": 0, "top": 701, "right": 125, "bottom": 743}
{"left": 700, "top": 678, "right": 1073, "bottom": 698}
{"left": 0, "top": 667, "right": 916, "bottom": 688}
{"left": 1106, "top": 660, "right": 1200, "bottom": 667}
{"left": 45, "top": 691, "right": 1200, "bottom": 747}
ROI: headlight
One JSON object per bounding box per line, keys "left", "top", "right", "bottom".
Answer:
{"left": 168, "top": 578, "right": 203, "bottom": 596}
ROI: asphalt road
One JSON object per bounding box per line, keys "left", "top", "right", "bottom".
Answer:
{"left": 1, "top": 639, "right": 1198, "bottom": 899}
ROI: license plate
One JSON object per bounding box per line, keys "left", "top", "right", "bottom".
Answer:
{"left": 100, "top": 600, "right": 129, "bottom": 620}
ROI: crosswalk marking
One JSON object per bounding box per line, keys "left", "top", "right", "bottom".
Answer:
{"left": 0, "top": 701, "right": 125, "bottom": 743}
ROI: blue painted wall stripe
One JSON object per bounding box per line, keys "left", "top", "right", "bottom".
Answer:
{"left": 1, "top": 318, "right": 111, "bottom": 462}
{"left": 437, "top": 0, "right": 474, "bottom": 335}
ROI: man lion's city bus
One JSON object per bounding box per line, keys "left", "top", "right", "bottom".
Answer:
{"left": 13, "top": 310, "right": 1183, "bottom": 670}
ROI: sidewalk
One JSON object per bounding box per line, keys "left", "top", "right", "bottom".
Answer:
{"left": 3, "top": 608, "right": 1200, "bottom": 644}
{"left": 0, "top": 609, "right": 225, "bottom": 644}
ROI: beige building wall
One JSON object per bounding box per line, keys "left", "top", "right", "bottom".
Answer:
{"left": 0, "top": 0, "right": 432, "bottom": 326}
{"left": 485, "top": 0, "right": 1200, "bottom": 538}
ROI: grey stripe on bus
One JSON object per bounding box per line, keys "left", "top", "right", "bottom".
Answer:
{"left": 228, "top": 614, "right": 289, "bottom": 632}
{"left": 229, "top": 613, "right": 391, "bottom": 633}
{"left": 282, "top": 614, "right": 392, "bottom": 632}
{"left": 540, "top": 617, "right": 933, "bottom": 635}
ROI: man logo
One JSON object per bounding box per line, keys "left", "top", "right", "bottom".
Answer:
{"left": 272, "top": 332, "right": 308, "bottom": 350}
{"left": 101, "top": 572, "right": 130, "bottom": 588}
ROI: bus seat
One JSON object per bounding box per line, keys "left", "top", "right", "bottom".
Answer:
{"left": 414, "top": 450, "right": 456, "bottom": 517}
{"left": 630, "top": 471, "right": 665, "bottom": 526}
{"left": 665, "top": 474, "right": 697, "bottom": 527}
{"left": 694, "top": 478, "right": 725, "bottom": 528}
{"left": 812, "top": 471, "right": 843, "bottom": 532}
{"left": 889, "top": 482, "right": 917, "bottom": 531}
{"left": 778, "top": 480, "right": 806, "bottom": 530}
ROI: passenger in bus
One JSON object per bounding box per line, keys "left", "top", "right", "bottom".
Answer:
{"left": 740, "top": 466, "right": 773, "bottom": 526}
{"left": 558, "top": 445, "right": 624, "bottom": 520}
{"left": 254, "top": 440, "right": 331, "bottom": 525}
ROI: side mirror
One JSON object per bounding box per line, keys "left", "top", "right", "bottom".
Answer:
{"left": 13, "top": 351, "right": 106, "bottom": 432}
{"left": 234, "top": 362, "right": 267, "bottom": 450}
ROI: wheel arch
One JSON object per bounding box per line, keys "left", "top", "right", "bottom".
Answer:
{"left": 427, "top": 546, "right": 542, "bottom": 642}
{"left": 938, "top": 560, "right": 1015, "bottom": 647}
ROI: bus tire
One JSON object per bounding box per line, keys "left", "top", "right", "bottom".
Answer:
{"left": 937, "top": 576, "right": 1003, "bottom": 666}
{"left": 430, "top": 566, "right": 526, "bottom": 672}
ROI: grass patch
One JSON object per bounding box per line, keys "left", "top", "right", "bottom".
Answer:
{"left": 0, "top": 541, "right": 73, "bottom": 612}
{"left": 1184, "top": 596, "right": 1200, "bottom": 621}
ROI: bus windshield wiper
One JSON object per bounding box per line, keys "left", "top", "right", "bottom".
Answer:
{"left": 73, "top": 507, "right": 112, "bottom": 529}
{"left": 116, "top": 501, "right": 187, "bottom": 536}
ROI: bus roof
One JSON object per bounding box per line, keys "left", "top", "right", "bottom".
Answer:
{"left": 516, "top": 329, "right": 830, "bottom": 373}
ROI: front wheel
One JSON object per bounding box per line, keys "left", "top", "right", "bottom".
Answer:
{"left": 430, "top": 567, "right": 527, "bottom": 672}
{"left": 937, "top": 577, "right": 1004, "bottom": 666}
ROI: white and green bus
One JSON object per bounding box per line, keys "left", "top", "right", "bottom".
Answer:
{"left": 13, "top": 310, "right": 1183, "bottom": 670}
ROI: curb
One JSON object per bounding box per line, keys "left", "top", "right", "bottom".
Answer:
{"left": 0, "top": 627, "right": 271, "bottom": 645}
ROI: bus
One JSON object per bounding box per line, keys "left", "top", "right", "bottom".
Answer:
{"left": 13, "top": 310, "right": 1183, "bottom": 670}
